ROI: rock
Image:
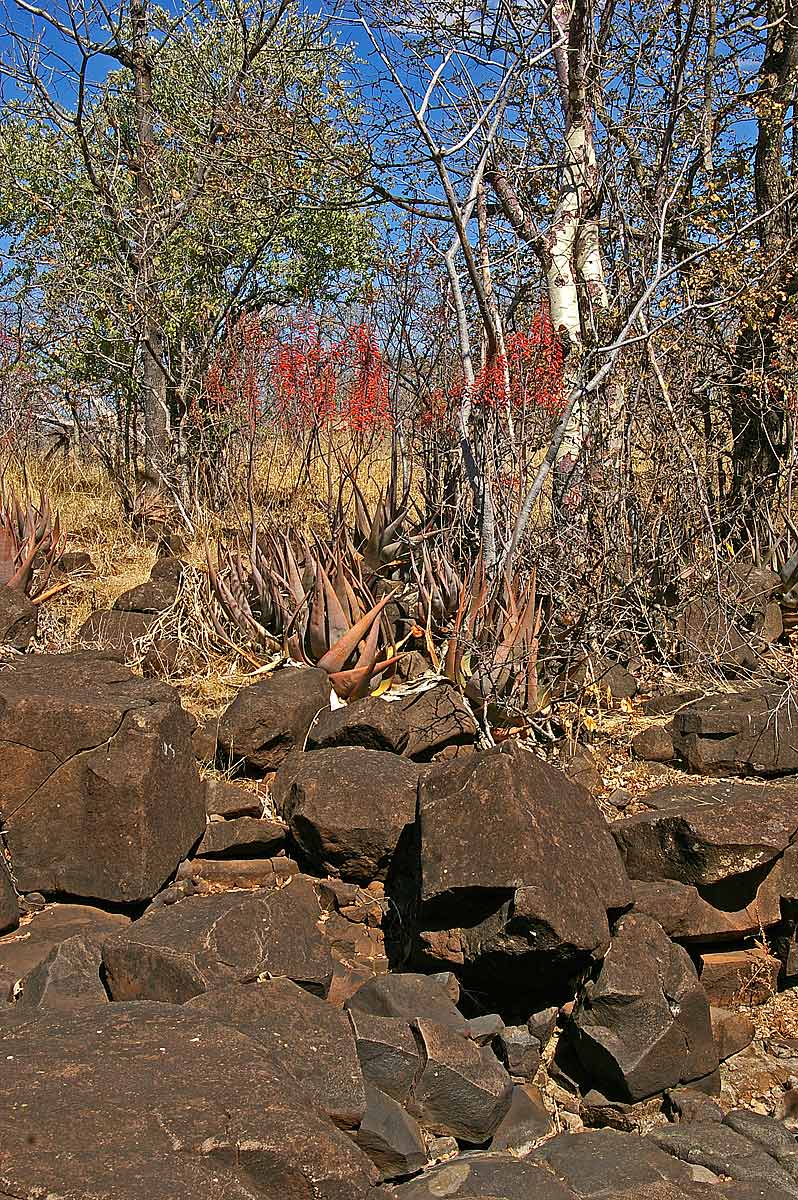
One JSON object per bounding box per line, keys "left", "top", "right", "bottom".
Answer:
{"left": 645, "top": 691, "right": 704, "bottom": 716}
{"left": 633, "top": 725, "right": 675, "bottom": 762}
{"left": 466, "top": 1012, "right": 505, "bottom": 1044}
{"left": 12, "top": 932, "right": 108, "bottom": 1012}
{"left": 141, "top": 637, "right": 183, "bottom": 677}
{"left": 187, "top": 978, "right": 366, "bottom": 1129}
{"left": 667, "top": 1087, "right": 724, "bottom": 1123}
{"left": 392, "top": 1150, "right": 577, "bottom": 1198}
{"left": 403, "top": 741, "right": 631, "bottom": 998}
{"left": 0, "top": 902, "right": 129, "bottom": 1002}
{"left": 102, "top": 875, "right": 334, "bottom": 1002}
{"left": 345, "top": 972, "right": 469, "bottom": 1031}
{"left": 347, "top": 1008, "right": 423, "bottom": 1104}
{"left": 651, "top": 1121, "right": 798, "bottom": 1196}
{"left": 608, "top": 788, "right": 633, "bottom": 810}
{"left": 529, "top": 1130, "right": 697, "bottom": 1195}
{"left": 0, "top": 855, "right": 18, "bottom": 935}
{"left": 677, "top": 565, "right": 783, "bottom": 674}
{"left": 724, "top": 1109, "right": 798, "bottom": 1176}
{"left": 204, "top": 777, "right": 264, "bottom": 818}
{"left": 77, "top": 608, "right": 156, "bottom": 652}
{"left": 217, "top": 667, "right": 331, "bottom": 771}
{"left": 194, "top": 815, "right": 286, "bottom": 858}
{"left": 307, "top": 684, "right": 476, "bottom": 761}
{"left": 578, "top": 1088, "right": 665, "bottom": 1133}
{"left": 409, "top": 1017, "right": 513, "bottom": 1142}
{"left": 563, "top": 743, "right": 601, "bottom": 792}
{"left": 569, "top": 913, "right": 718, "bottom": 1101}
{"left": 529, "top": 1005, "right": 559, "bottom": 1046}
{"left": 630, "top": 877, "right": 780, "bottom": 944}
{"left": 699, "top": 948, "right": 780, "bottom": 1006}
{"left": 0, "top": 1001, "right": 378, "bottom": 1198}
{"left": 0, "top": 653, "right": 205, "bottom": 903}
{"left": 711, "top": 1008, "right": 756, "bottom": 1062}
{"left": 0, "top": 587, "right": 37, "bottom": 649}
{"left": 571, "top": 655, "right": 639, "bottom": 700}
{"left": 497, "top": 1025, "right": 542, "bottom": 1079}
{"left": 192, "top": 718, "right": 219, "bottom": 763}
{"left": 114, "top": 575, "right": 180, "bottom": 613}
{"left": 490, "top": 1084, "right": 553, "bottom": 1152}
{"left": 611, "top": 781, "right": 798, "bottom": 888}
{"left": 355, "top": 1085, "right": 427, "bottom": 1180}
{"left": 672, "top": 690, "right": 798, "bottom": 776}
{"left": 272, "top": 747, "right": 420, "bottom": 882}
{"left": 58, "top": 550, "right": 94, "bottom": 575}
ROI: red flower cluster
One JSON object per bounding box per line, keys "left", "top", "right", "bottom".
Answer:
{"left": 204, "top": 313, "right": 268, "bottom": 432}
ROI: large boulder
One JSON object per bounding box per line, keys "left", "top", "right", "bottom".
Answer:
{"left": 392, "top": 1151, "right": 579, "bottom": 1198}
{"left": 11, "top": 932, "right": 109, "bottom": 1012}
{"left": 194, "top": 816, "right": 286, "bottom": 858}
{"left": 630, "top": 876, "right": 781, "bottom": 944}
{"left": 0, "top": 653, "right": 205, "bottom": 903}
{"left": 77, "top": 608, "right": 156, "bottom": 653}
{"left": 395, "top": 741, "right": 631, "bottom": 1001}
{"left": 102, "top": 875, "right": 334, "bottom": 1002}
{"left": 0, "top": 855, "right": 17, "bottom": 935}
{"left": 272, "top": 747, "right": 420, "bottom": 883}
{"left": 569, "top": 913, "right": 718, "bottom": 1101}
{"left": 217, "top": 667, "right": 331, "bottom": 771}
{"left": 0, "top": 586, "right": 37, "bottom": 650}
{"left": 188, "top": 979, "right": 366, "bottom": 1130}
{"left": 529, "top": 1129, "right": 700, "bottom": 1196}
{"left": 0, "top": 902, "right": 130, "bottom": 1003}
{"left": 306, "top": 684, "right": 476, "bottom": 761}
{"left": 0, "top": 1001, "right": 378, "bottom": 1199}
{"left": 651, "top": 1120, "right": 798, "bottom": 1197}
{"left": 676, "top": 563, "right": 783, "bottom": 674}
{"left": 408, "top": 1016, "right": 513, "bottom": 1142}
{"left": 672, "top": 690, "right": 798, "bottom": 775}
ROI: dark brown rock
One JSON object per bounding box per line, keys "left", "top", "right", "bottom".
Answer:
{"left": 12, "top": 932, "right": 108, "bottom": 1012}
{"left": 77, "top": 608, "right": 156, "bottom": 652}
{"left": 490, "top": 1084, "right": 553, "bottom": 1153}
{"left": 187, "top": 978, "right": 365, "bottom": 1129}
{"left": 194, "top": 816, "right": 286, "bottom": 858}
{"left": 347, "top": 1008, "right": 423, "bottom": 1104}
{"left": 645, "top": 691, "right": 704, "bottom": 717}
{"left": 58, "top": 550, "right": 94, "bottom": 575}
{"left": 677, "top": 564, "right": 783, "bottom": 675}
{"left": 570, "top": 913, "right": 718, "bottom": 1101}
{"left": 409, "top": 1017, "right": 513, "bottom": 1142}
{"left": 307, "top": 685, "right": 476, "bottom": 762}
{"left": 633, "top": 725, "right": 675, "bottom": 762}
{"left": 0, "top": 587, "right": 37, "bottom": 649}
{"left": 0, "top": 902, "right": 129, "bottom": 1001}
{"left": 0, "top": 855, "right": 18, "bottom": 935}
{"left": 273, "top": 747, "right": 420, "bottom": 882}
{"left": 0, "top": 1001, "right": 378, "bottom": 1198}
{"left": 355, "top": 1085, "right": 427, "bottom": 1180}
{"left": 407, "top": 742, "right": 631, "bottom": 992}
{"left": 392, "top": 1150, "right": 577, "bottom": 1198}
{"left": 103, "top": 875, "right": 334, "bottom": 1002}
{"left": 345, "top": 972, "right": 469, "bottom": 1031}
{"left": 611, "top": 781, "right": 798, "bottom": 888}
{"left": 0, "top": 653, "right": 205, "bottom": 903}
{"left": 204, "top": 777, "right": 264, "bottom": 818}
{"left": 217, "top": 667, "right": 331, "bottom": 770}
{"left": 651, "top": 1121, "right": 798, "bottom": 1197}
{"left": 175, "top": 854, "right": 299, "bottom": 890}
{"left": 114, "top": 576, "right": 180, "bottom": 613}
{"left": 672, "top": 690, "right": 798, "bottom": 776}
{"left": 563, "top": 743, "right": 601, "bottom": 792}
{"left": 630, "top": 877, "right": 781, "bottom": 943}
{"left": 529, "top": 1129, "right": 699, "bottom": 1196}
{"left": 192, "top": 717, "right": 219, "bottom": 763}
{"left": 699, "top": 948, "right": 780, "bottom": 1006}
{"left": 711, "top": 1007, "right": 756, "bottom": 1062}
{"left": 497, "top": 1025, "right": 542, "bottom": 1079}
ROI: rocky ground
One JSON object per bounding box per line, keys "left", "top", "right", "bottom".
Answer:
{"left": 3, "top": 552, "right": 798, "bottom": 1198}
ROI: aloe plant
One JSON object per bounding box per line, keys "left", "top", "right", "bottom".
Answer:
{"left": 0, "top": 488, "right": 63, "bottom": 598}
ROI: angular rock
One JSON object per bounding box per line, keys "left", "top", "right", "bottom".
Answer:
{"left": 651, "top": 1121, "right": 798, "bottom": 1197}
{"left": 611, "top": 781, "right": 798, "bottom": 888}
{"left": 0, "top": 854, "right": 18, "bottom": 935}
{"left": 345, "top": 972, "right": 469, "bottom": 1031}
{"left": 217, "top": 667, "right": 331, "bottom": 770}
{"left": 497, "top": 1025, "right": 542, "bottom": 1079}
{"left": 347, "top": 1008, "right": 423, "bottom": 1104}
{"left": 711, "top": 1008, "right": 756, "bottom": 1062}
{"left": 114, "top": 575, "right": 180, "bottom": 613}
{"left": 405, "top": 741, "right": 632, "bottom": 994}
{"left": 103, "top": 875, "right": 333, "bottom": 1002}
{"left": 699, "top": 948, "right": 780, "bottom": 1007}
{"left": 672, "top": 690, "right": 798, "bottom": 776}
{"left": 528, "top": 1005, "right": 559, "bottom": 1046}
{"left": 724, "top": 1109, "right": 798, "bottom": 1176}
{"left": 0, "top": 1001, "right": 378, "bottom": 1199}
{"left": 204, "top": 777, "right": 264, "bottom": 818}
{"left": 490, "top": 1084, "right": 553, "bottom": 1153}
{"left": 645, "top": 691, "right": 704, "bottom": 717}
{"left": 77, "top": 608, "right": 156, "bottom": 652}
{"left": 677, "top": 564, "right": 782, "bottom": 675}
{"left": 175, "top": 854, "right": 298, "bottom": 891}
{"left": 187, "top": 978, "right": 365, "bottom": 1129}
{"left": 0, "top": 902, "right": 129, "bottom": 1002}
{"left": 0, "top": 653, "right": 205, "bottom": 903}
{"left": 194, "top": 816, "right": 286, "bottom": 858}
{"left": 630, "top": 877, "right": 781, "bottom": 943}
{"left": 12, "top": 932, "right": 108, "bottom": 1012}
{"left": 409, "top": 1017, "right": 513, "bottom": 1142}
{"left": 355, "top": 1085, "right": 427, "bottom": 1180}
{"left": 393, "top": 1150, "right": 578, "bottom": 1198}
{"left": 307, "top": 685, "right": 476, "bottom": 761}
{"left": 633, "top": 725, "right": 675, "bottom": 762}
{"left": 529, "top": 1129, "right": 697, "bottom": 1196}
{"left": 0, "top": 586, "right": 37, "bottom": 649}
{"left": 273, "top": 747, "right": 420, "bottom": 882}
{"left": 570, "top": 913, "right": 718, "bottom": 1102}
